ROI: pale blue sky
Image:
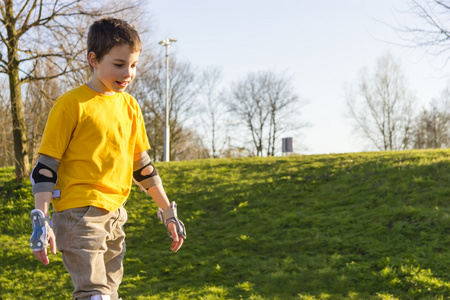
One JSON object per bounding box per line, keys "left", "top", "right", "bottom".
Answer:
{"left": 146, "top": 0, "right": 450, "bottom": 154}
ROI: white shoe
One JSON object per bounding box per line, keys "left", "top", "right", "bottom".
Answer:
{"left": 91, "top": 296, "right": 111, "bottom": 300}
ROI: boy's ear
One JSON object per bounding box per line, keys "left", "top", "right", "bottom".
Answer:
{"left": 88, "top": 52, "right": 98, "bottom": 69}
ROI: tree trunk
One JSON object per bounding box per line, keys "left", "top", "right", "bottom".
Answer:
{"left": 6, "top": 2, "right": 29, "bottom": 181}
{"left": 270, "top": 112, "right": 277, "bottom": 156}
{"left": 9, "top": 69, "right": 29, "bottom": 181}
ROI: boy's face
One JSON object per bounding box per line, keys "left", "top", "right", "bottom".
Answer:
{"left": 88, "top": 44, "right": 140, "bottom": 95}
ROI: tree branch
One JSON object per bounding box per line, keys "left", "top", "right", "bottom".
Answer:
{"left": 435, "top": 0, "right": 450, "bottom": 11}
{"left": 18, "top": 52, "right": 70, "bottom": 63}
{"left": 16, "top": 0, "right": 36, "bottom": 24}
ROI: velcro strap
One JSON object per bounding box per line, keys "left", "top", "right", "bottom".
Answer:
{"left": 133, "top": 154, "right": 151, "bottom": 171}
{"left": 162, "top": 206, "right": 178, "bottom": 220}
{"left": 139, "top": 175, "right": 162, "bottom": 189}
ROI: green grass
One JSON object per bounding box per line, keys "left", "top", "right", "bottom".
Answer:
{"left": 1, "top": 149, "right": 450, "bottom": 299}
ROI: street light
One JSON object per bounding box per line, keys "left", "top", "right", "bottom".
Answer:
{"left": 159, "top": 38, "right": 177, "bottom": 162}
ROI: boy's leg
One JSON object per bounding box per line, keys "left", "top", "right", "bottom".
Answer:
{"left": 53, "top": 206, "right": 125, "bottom": 299}
{"left": 104, "top": 206, "right": 127, "bottom": 299}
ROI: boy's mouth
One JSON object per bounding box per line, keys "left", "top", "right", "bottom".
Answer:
{"left": 116, "top": 81, "right": 129, "bottom": 88}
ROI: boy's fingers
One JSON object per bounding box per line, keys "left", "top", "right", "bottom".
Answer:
{"left": 168, "top": 222, "right": 184, "bottom": 252}
{"left": 34, "top": 249, "right": 49, "bottom": 265}
{"left": 33, "top": 230, "right": 56, "bottom": 265}
{"left": 42, "top": 249, "right": 50, "bottom": 265}
{"left": 49, "top": 231, "right": 57, "bottom": 255}
{"left": 171, "top": 237, "right": 184, "bottom": 252}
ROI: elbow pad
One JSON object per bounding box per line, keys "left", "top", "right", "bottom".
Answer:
{"left": 30, "top": 155, "right": 59, "bottom": 195}
{"left": 133, "top": 153, "right": 162, "bottom": 190}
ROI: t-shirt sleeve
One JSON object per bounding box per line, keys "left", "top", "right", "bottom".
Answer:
{"left": 38, "top": 98, "right": 78, "bottom": 160}
{"left": 134, "top": 103, "right": 151, "bottom": 154}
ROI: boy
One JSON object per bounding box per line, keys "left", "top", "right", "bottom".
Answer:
{"left": 29, "top": 18, "right": 186, "bottom": 300}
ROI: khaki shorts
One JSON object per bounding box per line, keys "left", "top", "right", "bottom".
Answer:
{"left": 53, "top": 206, "right": 127, "bottom": 300}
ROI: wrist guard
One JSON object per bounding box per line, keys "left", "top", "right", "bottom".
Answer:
{"left": 30, "top": 209, "right": 52, "bottom": 251}
{"left": 157, "top": 202, "right": 186, "bottom": 239}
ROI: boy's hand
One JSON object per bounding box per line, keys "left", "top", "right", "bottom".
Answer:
{"left": 33, "top": 230, "right": 56, "bottom": 265}
{"left": 30, "top": 209, "right": 57, "bottom": 265}
{"left": 168, "top": 222, "right": 184, "bottom": 252}
{"left": 156, "top": 201, "right": 186, "bottom": 253}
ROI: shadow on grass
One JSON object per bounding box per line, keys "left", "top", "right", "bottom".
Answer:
{"left": 2, "top": 151, "right": 450, "bottom": 299}
{"left": 0, "top": 236, "right": 73, "bottom": 299}
{"left": 122, "top": 153, "right": 450, "bottom": 299}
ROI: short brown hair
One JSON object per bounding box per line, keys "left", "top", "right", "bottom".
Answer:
{"left": 87, "top": 18, "right": 142, "bottom": 69}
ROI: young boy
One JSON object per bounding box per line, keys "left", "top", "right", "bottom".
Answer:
{"left": 29, "top": 18, "right": 186, "bottom": 300}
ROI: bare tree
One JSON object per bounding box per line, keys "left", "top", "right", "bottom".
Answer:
{"left": 128, "top": 50, "right": 199, "bottom": 161}
{"left": 198, "top": 67, "right": 228, "bottom": 158}
{"left": 24, "top": 60, "right": 64, "bottom": 164}
{"left": 127, "top": 51, "right": 162, "bottom": 160}
{"left": 171, "top": 127, "right": 209, "bottom": 160}
{"left": 0, "top": 0, "right": 142, "bottom": 181}
{"left": 413, "top": 105, "right": 450, "bottom": 148}
{"left": 263, "top": 72, "right": 301, "bottom": 156}
{"left": 395, "top": 0, "right": 450, "bottom": 58}
{"left": 0, "top": 78, "right": 13, "bottom": 167}
{"left": 229, "top": 72, "right": 268, "bottom": 156}
{"left": 347, "top": 53, "right": 416, "bottom": 151}
{"left": 228, "top": 70, "right": 302, "bottom": 157}
{"left": 413, "top": 86, "right": 450, "bottom": 148}
{"left": 391, "top": 1, "right": 450, "bottom": 148}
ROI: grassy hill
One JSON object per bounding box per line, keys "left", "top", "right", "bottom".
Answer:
{"left": 1, "top": 149, "right": 450, "bottom": 299}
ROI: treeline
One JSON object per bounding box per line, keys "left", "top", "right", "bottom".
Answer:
{"left": 0, "top": 58, "right": 304, "bottom": 167}
{"left": 0, "top": 0, "right": 305, "bottom": 175}
{"left": 2, "top": 0, "right": 450, "bottom": 181}
{"left": 346, "top": 53, "right": 450, "bottom": 152}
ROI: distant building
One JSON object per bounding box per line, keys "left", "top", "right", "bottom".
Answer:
{"left": 223, "top": 147, "right": 254, "bottom": 158}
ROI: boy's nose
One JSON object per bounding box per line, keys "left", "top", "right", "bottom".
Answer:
{"left": 123, "top": 67, "right": 133, "bottom": 78}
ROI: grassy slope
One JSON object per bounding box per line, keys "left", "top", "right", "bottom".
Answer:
{"left": 1, "top": 149, "right": 450, "bottom": 299}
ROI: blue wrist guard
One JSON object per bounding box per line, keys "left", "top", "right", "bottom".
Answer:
{"left": 30, "top": 209, "right": 52, "bottom": 251}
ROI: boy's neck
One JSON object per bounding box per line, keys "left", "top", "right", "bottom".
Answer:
{"left": 85, "top": 80, "right": 118, "bottom": 96}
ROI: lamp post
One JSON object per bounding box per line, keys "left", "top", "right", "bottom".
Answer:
{"left": 159, "top": 38, "right": 177, "bottom": 162}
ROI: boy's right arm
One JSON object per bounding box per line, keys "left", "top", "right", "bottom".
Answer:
{"left": 32, "top": 192, "right": 56, "bottom": 265}
{"left": 30, "top": 155, "right": 59, "bottom": 265}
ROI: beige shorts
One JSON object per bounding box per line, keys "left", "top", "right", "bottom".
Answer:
{"left": 53, "top": 205, "right": 127, "bottom": 300}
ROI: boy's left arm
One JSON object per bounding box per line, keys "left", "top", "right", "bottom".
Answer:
{"left": 133, "top": 152, "right": 185, "bottom": 253}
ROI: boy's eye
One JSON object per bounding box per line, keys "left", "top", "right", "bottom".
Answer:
{"left": 114, "top": 64, "right": 123, "bottom": 68}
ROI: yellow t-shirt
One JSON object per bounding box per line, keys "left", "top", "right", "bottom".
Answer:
{"left": 39, "top": 84, "right": 150, "bottom": 212}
